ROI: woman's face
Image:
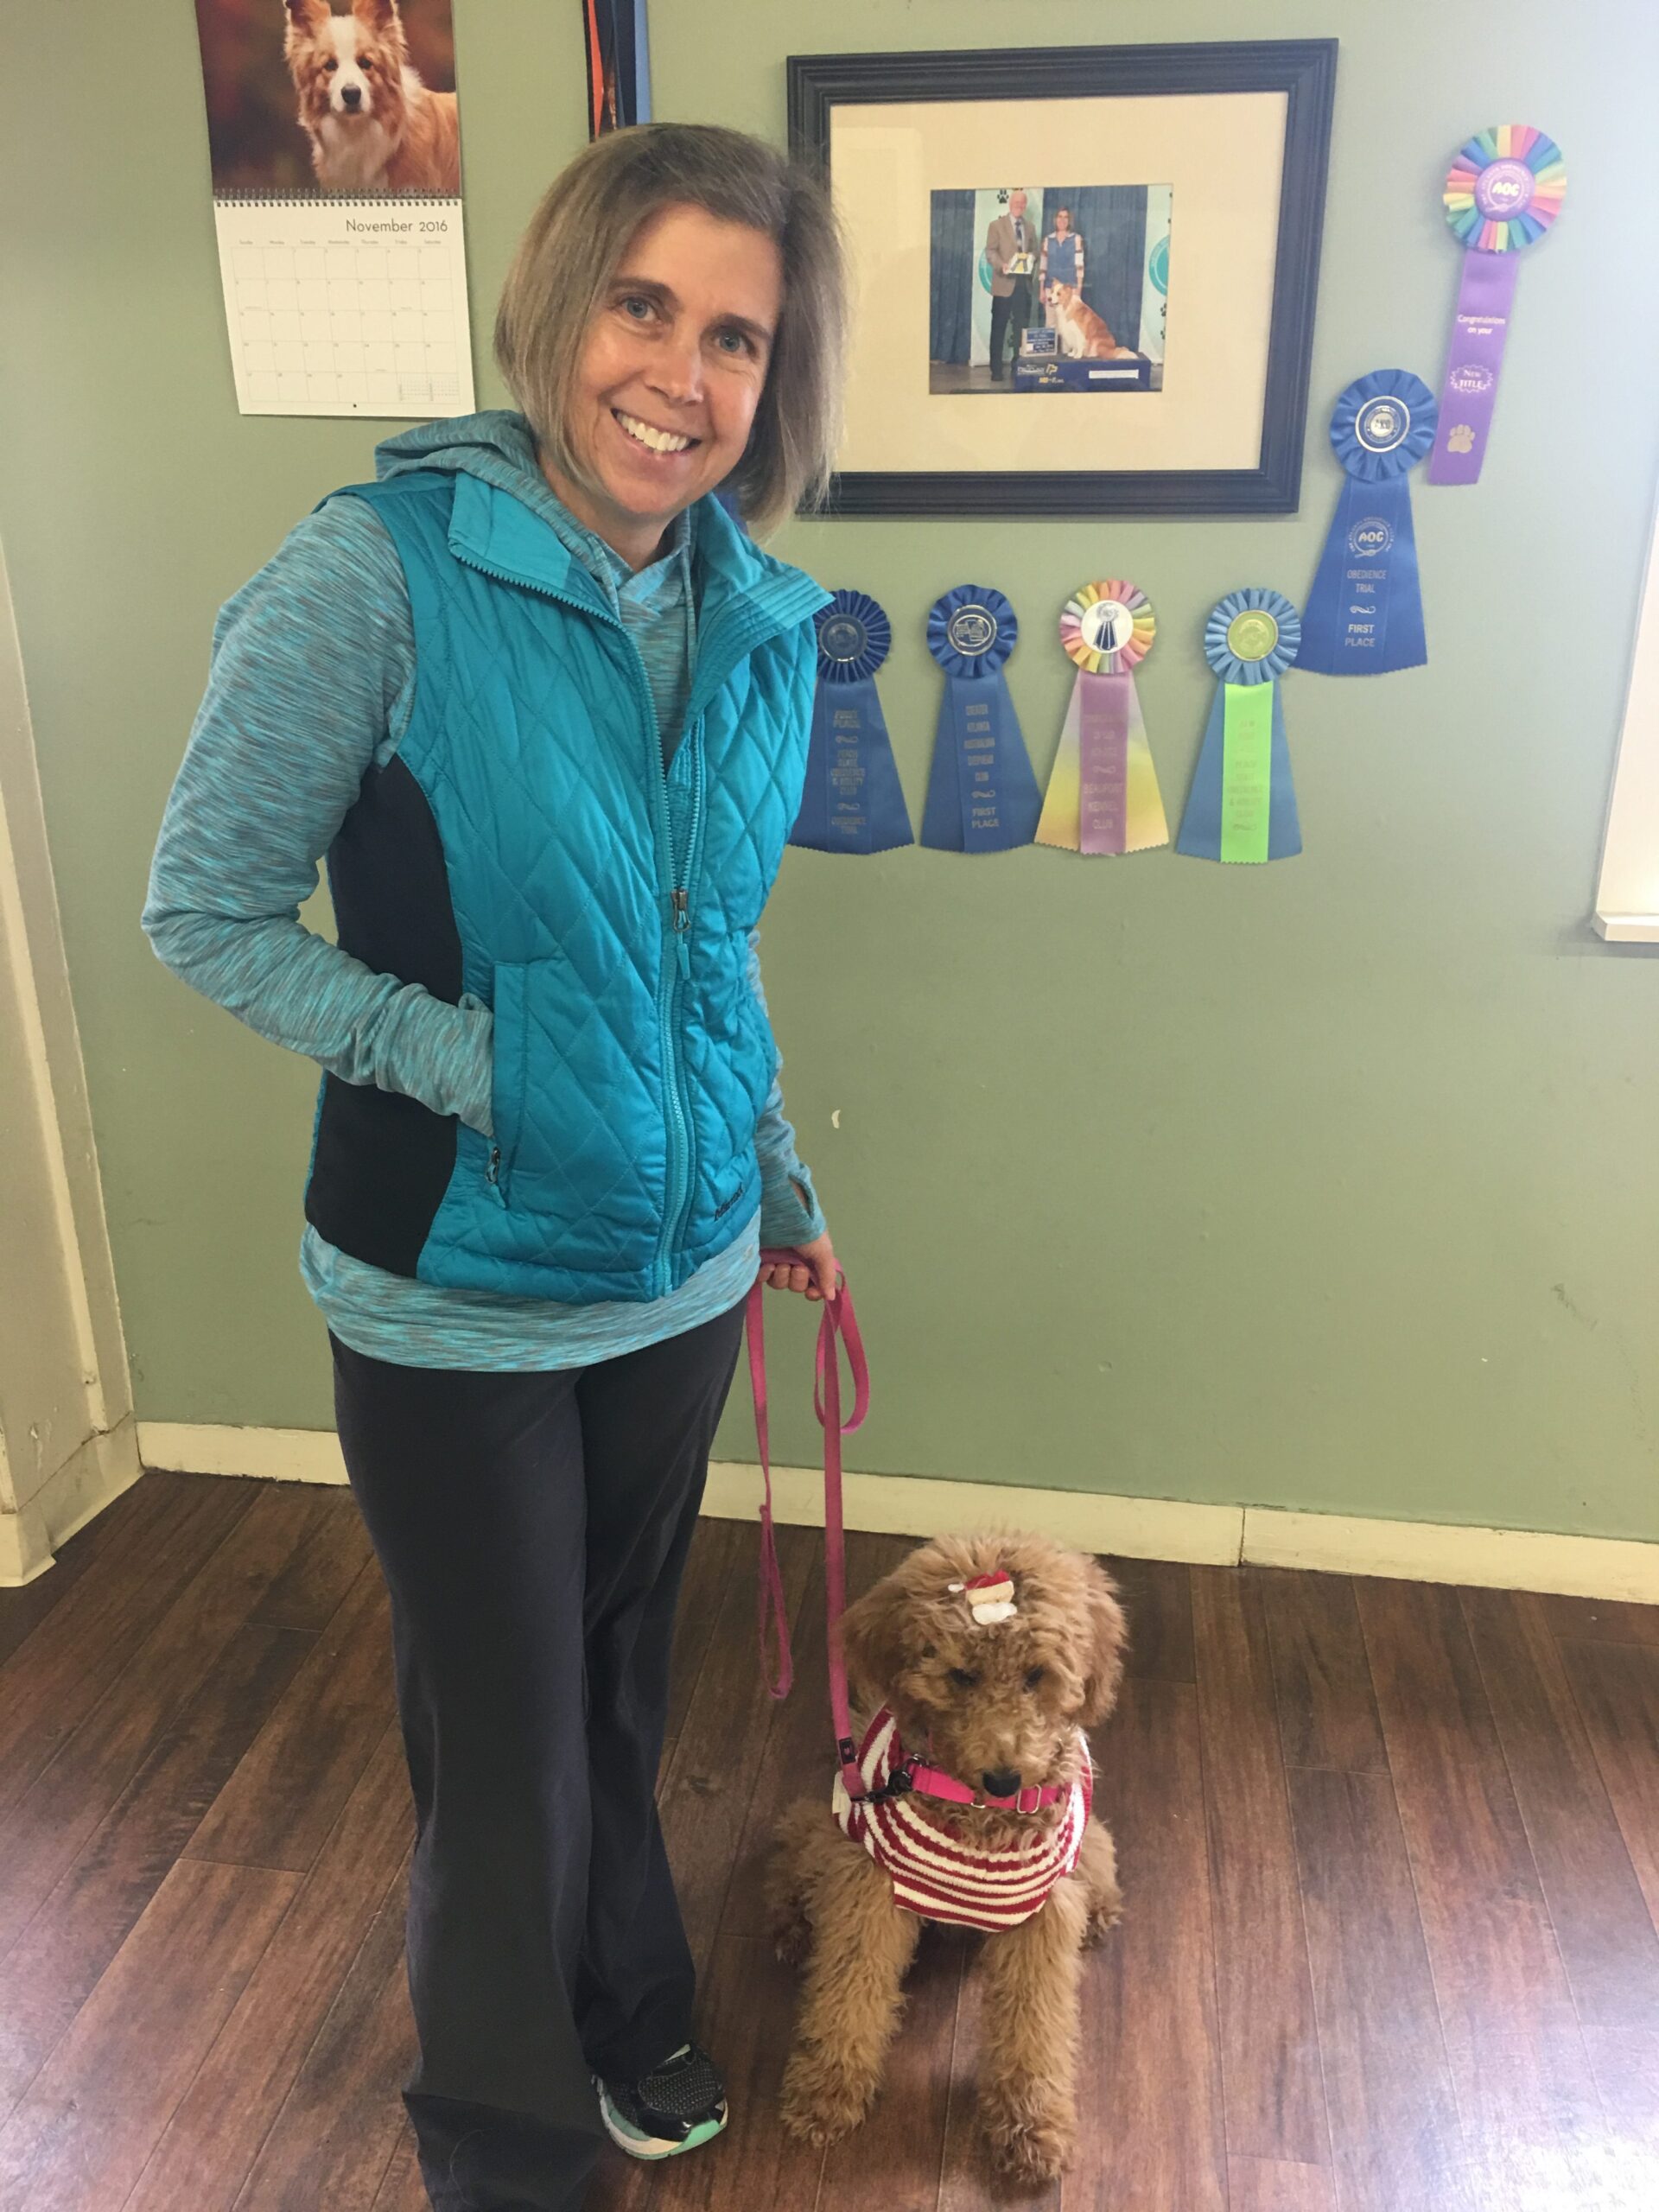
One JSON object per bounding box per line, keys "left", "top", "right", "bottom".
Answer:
{"left": 1055, "top": 210, "right": 1070, "bottom": 235}
{"left": 556, "top": 201, "right": 783, "bottom": 563}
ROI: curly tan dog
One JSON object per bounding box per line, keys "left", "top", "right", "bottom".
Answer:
{"left": 763, "top": 1531, "right": 1126, "bottom": 2183}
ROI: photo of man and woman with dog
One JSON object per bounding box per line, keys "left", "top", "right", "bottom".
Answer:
{"left": 194, "top": 0, "right": 461, "bottom": 197}
{"left": 928, "top": 184, "right": 1171, "bottom": 395}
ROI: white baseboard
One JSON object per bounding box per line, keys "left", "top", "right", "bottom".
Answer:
{"left": 138, "top": 1421, "right": 348, "bottom": 1487}
{"left": 129, "top": 1421, "right": 1659, "bottom": 1605}
{"left": 699, "top": 1459, "right": 1244, "bottom": 1564}
{"left": 0, "top": 1414, "right": 144, "bottom": 1586}
{"left": 1241, "top": 1506, "right": 1659, "bottom": 1605}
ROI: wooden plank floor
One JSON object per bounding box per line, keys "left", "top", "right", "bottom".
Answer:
{"left": 2, "top": 1471, "right": 1656, "bottom": 2209}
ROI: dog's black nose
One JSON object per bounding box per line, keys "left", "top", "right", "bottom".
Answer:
{"left": 982, "top": 1767, "right": 1021, "bottom": 1799}
{"left": 341, "top": 84, "right": 362, "bottom": 108}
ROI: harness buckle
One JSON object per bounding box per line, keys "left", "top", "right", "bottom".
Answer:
{"left": 860, "top": 1754, "right": 918, "bottom": 1806}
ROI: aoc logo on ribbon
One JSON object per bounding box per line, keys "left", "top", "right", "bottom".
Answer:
{"left": 1428, "top": 125, "right": 1565, "bottom": 486}
{"left": 790, "top": 590, "right": 914, "bottom": 855}
{"left": 1348, "top": 515, "right": 1395, "bottom": 558}
{"left": 1177, "top": 588, "right": 1303, "bottom": 865}
{"left": 920, "top": 586, "right": 1042, "bottom": 853}
{"left": 1298, "top": 370, "right": 1436, "bottom": 677}
{"left": 1036, "top": 580, "right": 1169, "bottom": 856}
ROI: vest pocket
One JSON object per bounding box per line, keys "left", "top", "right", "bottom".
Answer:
{"left": 485, "top": 951, "right": 664, "bottom": 1256}
{"left": 488, "top": 960, "right": 534, "bottom": 1204}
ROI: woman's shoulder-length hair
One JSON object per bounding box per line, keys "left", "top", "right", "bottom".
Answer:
{"left": 493, "top": 123, "right": 849, "bottom": 537}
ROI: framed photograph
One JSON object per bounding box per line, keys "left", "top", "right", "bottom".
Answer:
{"left": 787, "top": 40, "right": 1338, "bottom": 516}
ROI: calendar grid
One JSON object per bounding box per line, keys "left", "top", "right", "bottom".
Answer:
{"left": 212, "top": 195, "right": 476, "bottom": 421}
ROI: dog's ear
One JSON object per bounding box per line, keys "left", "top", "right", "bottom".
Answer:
{"left": 834, "top": 1573, "right": 912, "bottom": 1713}
{"left": 1077, "top": 1561, "right": 1128, "bottom": 1728}
{"left": 353, "top": 0, "right": 401, "bottom": 30}
{"left": 284, "top": 0, "right": 331, "bottom": 33}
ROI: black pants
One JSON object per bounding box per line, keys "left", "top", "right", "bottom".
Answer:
{"left": 988, "top": 276, "right": 1032, "bottom": 378}
{"left": 331, "top": 1298, "right": 749, "bottom": 2212}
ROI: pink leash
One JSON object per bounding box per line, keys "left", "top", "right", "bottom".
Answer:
{"left": 747, "top": 1247, "right": 871, "bottom": 1802}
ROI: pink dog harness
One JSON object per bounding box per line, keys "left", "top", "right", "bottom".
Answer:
{"left": 831, "top": 1706, "right": 1093, "bottom": 1930}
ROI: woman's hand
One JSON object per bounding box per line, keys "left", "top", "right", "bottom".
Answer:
{"left": 761, "top": 1230, "right": 840, "bottom": 1303}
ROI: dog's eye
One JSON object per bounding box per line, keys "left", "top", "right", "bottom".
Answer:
{"left": 948, "top": 1668, "right": 980, "bottom": 1690}
{"left": 324, "top": 58, "right": 338, "bottom": 72}
{"left": 360, "top": 56, "right": 374, "bottom": 68}
{"left": 1024, "top": 1666, "right": 1046, "bottom": 1691}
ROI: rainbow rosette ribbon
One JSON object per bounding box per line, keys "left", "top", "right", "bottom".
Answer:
{"left": 790, "top": 590, "right": 913, "bottom": 854}
{"left": 1298, "top": 371, "right": 1435, "bottom": 677}
{"left": 1037, "top": 580, "right": 1169, "bottom": 855}
{"left": 1428, "top": 124, "right": 1565, "bottom": 486}
{"left": 1177, "top": 588, "right": 1303, "bottom": 864}
{"left": 919, "top": 585, "right": 1041, "bottom": 852}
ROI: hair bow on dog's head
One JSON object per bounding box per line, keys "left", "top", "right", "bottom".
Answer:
{"left": 946, "top": 1570, "right": 1018, "bottom": 1625}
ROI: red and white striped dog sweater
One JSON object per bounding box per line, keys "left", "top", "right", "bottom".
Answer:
{"left": 831, "top": 1705, "right": 1094, "bottom": 1931}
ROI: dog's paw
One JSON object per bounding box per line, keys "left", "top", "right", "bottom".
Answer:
{"left": 982, "top": 2079, "right": 1077, "bottom": 2185}
{"left": 1082, "top": 1887, "right": 1123, "bottom": 1947}
{"left": 769, "top": 1902, "right": 813, "bottom": 1969}
{"left": 779, "top": 2049, "right": 876, "bottom": 2146}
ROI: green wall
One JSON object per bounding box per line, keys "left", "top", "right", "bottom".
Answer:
{"left": 3, "top": 3, "right": 1656, "bottom": 1539}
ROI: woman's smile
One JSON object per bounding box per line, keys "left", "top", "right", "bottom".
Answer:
{"left": 609, "top": 406, "right": 701, "bottom": 459}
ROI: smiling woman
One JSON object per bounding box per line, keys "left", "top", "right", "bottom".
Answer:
{"left": 142, "top": 119, "right": 851, "bottom": 2212}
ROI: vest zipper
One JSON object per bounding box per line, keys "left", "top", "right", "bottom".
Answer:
{"left": 618, "top": 648, "right": 702, "bottom": 1302}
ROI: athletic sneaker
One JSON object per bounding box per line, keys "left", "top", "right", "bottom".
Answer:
{"left": 594, "top": 2041, "right": 728, "bottom": 2160}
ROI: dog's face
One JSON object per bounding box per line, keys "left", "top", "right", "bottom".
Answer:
{"left": 836, "top": 1535, "right": 1127, "bottom": 1796}
{"left": 284, "top": 0, "right": 409, "bottom": 130}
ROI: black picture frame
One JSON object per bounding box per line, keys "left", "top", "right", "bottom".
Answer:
{"left": 787, "top": 39, "right": 1338, "bottom": 518}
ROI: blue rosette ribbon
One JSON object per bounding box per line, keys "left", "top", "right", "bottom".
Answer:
{"left": 919, "top": 585, "right": 1042, "bottom": 852}
{"left": 1177, "top": 589, "right": 1303, "bottom": 864}
{"left": 790, "top": 591, "right": 914, "bottom": 855}
{"left": 1298, "top": 371, "right": 1436, "bottom": 677}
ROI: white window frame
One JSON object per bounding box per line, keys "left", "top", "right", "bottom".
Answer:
{"left": 1594, "top": 485, "right": 1659, "bottom": 940}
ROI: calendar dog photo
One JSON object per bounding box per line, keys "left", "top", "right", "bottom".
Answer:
{"left": 283, "top": 0, "right": 461, "bottom": 195}
{"left": 189, "top": 0, "right": 462, "bottom": 199}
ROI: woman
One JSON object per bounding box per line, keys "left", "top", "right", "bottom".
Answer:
{"left": 143, "top": 124, "right": 849, "bottom": 2212}
{"left": 1039, "top": 203, "right": 1084, "bottom": 327}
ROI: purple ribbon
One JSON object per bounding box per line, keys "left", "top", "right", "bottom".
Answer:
{"left": 1077, "top": 674, "right": 1130, "bottom": 855}
{"left": 1427, "top": 251, "right": 1520, "bottom": 486}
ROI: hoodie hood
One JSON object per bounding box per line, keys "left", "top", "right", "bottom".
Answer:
{"left": 368, "top": 409, "right": 826, "bottom": 621}
{"left": 373, "top": 408, "right": 550, "bottom": 499}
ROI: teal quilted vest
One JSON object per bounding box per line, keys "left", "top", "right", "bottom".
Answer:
{"left": 303, "top": 464, "right": 830, "bottom": 1304}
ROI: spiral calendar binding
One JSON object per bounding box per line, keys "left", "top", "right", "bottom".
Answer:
{"left": 213, "top": 189, "right": 461, "bottom": 207}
